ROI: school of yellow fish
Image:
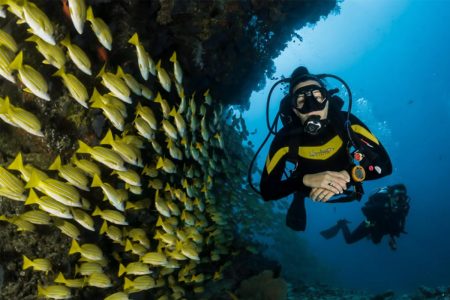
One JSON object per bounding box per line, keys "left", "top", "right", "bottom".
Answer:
{"left": 0, "top": 0, "right": 249, "bottom": 299}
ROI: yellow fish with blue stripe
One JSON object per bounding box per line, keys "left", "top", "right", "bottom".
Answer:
{"left": 69, "top": 239, "right": 104, "bottom": 261}
{"left": 0, "top": 96, "right": 44, "bottom": 137}
{"left": 9, "top": 51, "right": 50, "bottom": 101}
{"left": 0, "top": 46, "right": 15, "bottom": 83}
{"left": 48, "top": 155, "right": 90, "bottom": 191}
{"left": 25, "top": 188, "right": 72, "bottom": 219}
{"left": 0, "top": 28, "right": 18, "bottom": 53}
{"left": 25, "top": 170, "right": 82, "bottom": 208}
{"left": 22, "top": 254, "right": 51, "bottom": 274}
{"left": 128, "top": 33, "right": 149, "bottom": 80}
{"left": 91, "top": 174, "right": 126, "bottom": 211}
{"left": 77, "top": 140, "right": 127, "bottom": 171}
{"left": 86, "top": 6, "right": 112, "bottom": 50}
{"left": 67, "top": 0, "right": 86, "bottom": 34}
{"left": 53, "top": 68, "right": 89, "bottom": 108}
{"left": 60, "top": 35, "right": 92, "bottom": 75}
{"left": 37, "top": 284, "right": 71, "bottom": 300}
{"left": 97, "top": 64, "right": 131, "bottom": 103}
{"left": 25, "top": 35, "right": 65, "bottom": 69}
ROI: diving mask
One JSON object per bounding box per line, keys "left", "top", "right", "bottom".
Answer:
{"left": 292, "top": 85, "right": 327, "bottom": 114}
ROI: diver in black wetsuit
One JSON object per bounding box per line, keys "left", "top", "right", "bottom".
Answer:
{"left": 259, "top": 66, "right": 392, "bottom": 231}
{"left": 320, "top": 184, "right": 410, "bottom": 250}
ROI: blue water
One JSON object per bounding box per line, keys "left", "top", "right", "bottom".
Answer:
{"left": 244, "top": 0, "right": 450, "bottom": 294}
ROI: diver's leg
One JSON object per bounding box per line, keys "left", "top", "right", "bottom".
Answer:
{"left": 341, "top": 221, "right": 370, "bottom": 244}
{"left": 286, "top": 193, "right": 307, "bottom": 231}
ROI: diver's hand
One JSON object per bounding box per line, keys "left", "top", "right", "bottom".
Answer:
{"left": 302, "top": 170, "right": 350, "bottom": 194}
{"left": 310, "top": 187, "right": 336, "bottom": 202}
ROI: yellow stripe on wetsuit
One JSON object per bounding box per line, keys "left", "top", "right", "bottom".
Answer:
{"left": 351, "top": 125, "right": 379, "bottom": 145}
{"left": 265, "top": 147, "right": 289, "bottom": 175}
{"left": 298, "top": 135, "right": 343, "bottom": 160}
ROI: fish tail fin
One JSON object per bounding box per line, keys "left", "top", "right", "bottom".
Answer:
{"left": 24, "top": 188, "right": 39, "bottom": 205}
{"left": 76, "top": 140, "right": 92, "bottom": 154}
{"left": 48, "top": 155, "right": 62, "bottom": 171}
{"left": 169, "top": 51, "right": 177, "bottom": 63}
{"left": 123, "top": 277, "right": 133, "bottom": 290}
{"left": 127, "top": 33, "right": 139, "bottom": 46}
{"left": 54, "top": 272, "right": 66, "bottom": 284}
{"left": 86, "top": 6, "right": 94, "bottom": 22}
{"left": 99, "top": 220, "right": 108, "bottom": 234}
{"left": 9, "top": 51, "right": 23, "bottom": 71}
{"left": 22, "top": 255, "right": 33, "bottom": 270}
{"left": 100, "top": 129, "right": 114, "bottom": 145}
{"left": 68, "top": 239, "right": 81, "bottom": 255}
{"left": 91, "top": 174, "right": 103, "bottom": 188}
{"left": 92, "top": 205, "right": 102, "bottom": 216}
{"left": 7, "top": 152, "right": 25, "bottom": 172}
{"left": 118, "top": 263, "right": 126, "bottom": 277}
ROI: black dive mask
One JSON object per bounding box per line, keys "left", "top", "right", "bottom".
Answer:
{"left": 303, "top": 115, "right": 329, "bottom": 135}
{"left": 292, "top": 85, "right": 328, "bottom": 114}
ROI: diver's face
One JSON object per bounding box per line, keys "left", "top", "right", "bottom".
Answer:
{"left": 292, "top": 80, "right": 328, "bottom": 125}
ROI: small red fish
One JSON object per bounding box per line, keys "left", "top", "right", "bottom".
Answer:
{"left": 61, "top": 0, "right": 70, "bottom": 20}
{"left": 97, "top": 46, "right": 109, "bottom": 63}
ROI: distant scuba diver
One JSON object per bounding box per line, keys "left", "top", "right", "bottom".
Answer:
{"left": 249, "top": 66, "right": 393, "bottom": 231}
{"left": 320, "top": 184, "right": 410, "bottom": 250}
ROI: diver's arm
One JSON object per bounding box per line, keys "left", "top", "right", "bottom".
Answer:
{"left": 259, "top": 136, "right": 308, "bottom": 201}
{"left": 349, "top": 114, "right": 393, "bottom": 180}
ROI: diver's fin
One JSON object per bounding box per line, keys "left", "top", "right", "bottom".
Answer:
{"left": 320, "top": 223, "right": 341, "bottom": 239}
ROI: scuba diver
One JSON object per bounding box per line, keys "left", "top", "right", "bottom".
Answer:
{"left": 255, "top": 66, "right": 393, "bottom": 231}
{"left": 320, "top": 184, "right": 410, "bottom": 250}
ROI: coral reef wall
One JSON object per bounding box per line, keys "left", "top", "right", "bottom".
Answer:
{"left": 94, "top": 0, "right": 339, "bottom": 108}
{"left": 0, "top": 0, "right": 339, "bottom": 299}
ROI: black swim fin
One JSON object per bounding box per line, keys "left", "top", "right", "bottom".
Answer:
{"left": 320, "top": 223, "right": 341, "bottom": 239}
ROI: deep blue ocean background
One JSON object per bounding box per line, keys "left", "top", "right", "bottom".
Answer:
{"left": 244, "top": 0, "right": 450, "bottom": 294}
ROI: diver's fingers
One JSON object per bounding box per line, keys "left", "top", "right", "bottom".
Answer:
{"left": 322, "top": 174, "right": 344, "bottom": 193}
{"left": 338, "top": 170, "right": 351, "bottom": 182}
{"left": 321, "top": 191, "right": 336, "bottom": 202}
{"left": 309, "top": 188, "right": 322, "bottom": 201}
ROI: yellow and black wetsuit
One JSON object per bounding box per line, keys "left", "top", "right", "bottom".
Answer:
{"left": 260, "top": 111, "right": 392, "bottom": 230}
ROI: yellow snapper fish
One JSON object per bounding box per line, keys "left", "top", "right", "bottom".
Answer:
{"left": 53, "top": 218, "right": 80, "bottom": 240}
{"left": 124, "top": 239, "right": 147, "bottom": 256}
{"left": 128, "top": 33, "right": 149, "bottom": 80}
{"left": 102, "top": 94, "right": 127, "bottom": 117}
{"left": 139, "top": 83, "right": 153, "bottom": 99}
{"left": 22, "top": 254, "right": 51, "bottom": 274}
{"left": 135, "top": 102, "right": 157, "bottom": 130}
{"left": 116, "top": 66, "right": 141, "bottom": 95}
{"left": 203, "top": 88, "right": 213, "bottom": 105}
{"left": 161, "top": 119, "right": 178, "bottom": 140}
{"left": 52, "top": 68, "right": 89, "bottom": 108}
{"left": 48, "top": 155, "right": 90, "bottom": 191}
{"left": 100, "top": 129, "right": 142, "bottom": 167}
{"left": 154, "top": 190, "right": 170, "bottom": 218}
{"left": 111, "top": 169, "right": 141, "bottom": 187}
{"left": 25, "top": 171, "right": 82, "bottom": 207}
{"left": 69, "top": 239, "right": 104, "bottom": 261}
{"left": 169, "top": 51, "right": 183, "bottom": 84}
{"left": 99, "top": 220, "right": 123, "bottom": 245}
{"left": 147, "top": 54, "right": 156, "bottom": 76}
{"left": 0, "top": 47, "right": 15, "bottom": 83}
{"left": 153, "top": 92, "right": 171, "bottom": 118}
{"left": 0, "top": 215, "right": 35, "bottom": 232}
{"left": 77, "top": 140, "right": 127, "bottom": 171}
{"left": 19, "top": 0, "right": 55, "bottom": 45}
{"left": 104, "top": 292, "right": 130, "bottom": 300}
{"left": 125, "top": 198, "right": 150, "bottom": 211}
{"left": 54, "top": 272, "right": 85, "bottom": 288}
{"left": 156, "top": 156, "right": 176, "bottom": 174}
{"left": 140, "top": 251, "right": 168, "bottom": 266}
{"left": 75, "top": 261, "right": 103, "bottom": 276}
{"left": 118, "top": 262, "right": 151, "bottom": 277}
{"left": 0, "top": 166, "right": 26, "bottom": 201}
{"left": 134, "top": 116, "right": 154, "bottom": 140}
{"left": 20, "top": 209, "right": 52, "bottom": 225}
{"left": 86, "top": 272, "right": 112, "bottom": 288}
{"left": 92, "top": 206, "right": 128, "bottom": 225}
{"left": 91, "top": 174, "right": 126, "bottom": 211}
{"left": 37, "top": 284, "right": 71, "bottom": 300}
{"left": 156, "top": 60, "right": 171, "bottom": 92}
{"left": 97, "top": 64, "right": 131, "bottom": 103}
{"left": 0, "top": 29, "right": 18, "bottom": 53}
{"left": 176, "top": 241, "right": 200, "bottom": 261}
{"left": 90, "top": 88, "right": 125, "bottom": 131}
{"left": 124, "top": 275, "right": 156, "bottom": 293}
{"left": 166, "top": 139, "right": 183, "bottom": 160}
{"left": 124, "top": 227, "right": 150, "bottom": 249}
{"left": 9, "top": 51, "right": 50, "bottom": 101}
{"left": 60, "top": 35, "right": 92, "bottom": 75}
{"left": 86, "top": 6, "right": 112, "bottom": 50}
{"left": 0, "top": 96, "right": 43, "bottom": 137}
{"left": 25, "top": 35, "right": 65, "bottom": 69}
{"left": 71, "top": 207, "right": 95, "bottom": 231}
{"left": 70, "top": 155, "right": 101, "bottom": 178}
{"left": 68, "top": 0, "right": 86, "bottom": 34}
{"left": 169, "top": 107, "right": 187, "bottom": 138}
{"left": 25, "top": 189, "right": 72, "bottom": 219}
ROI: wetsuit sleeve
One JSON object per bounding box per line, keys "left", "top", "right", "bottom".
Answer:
{"left": 259, "top": 134, "right": 309, "bottom": 201}
{"left": 349, "top": 114, "right": 392, "bottom": 180}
